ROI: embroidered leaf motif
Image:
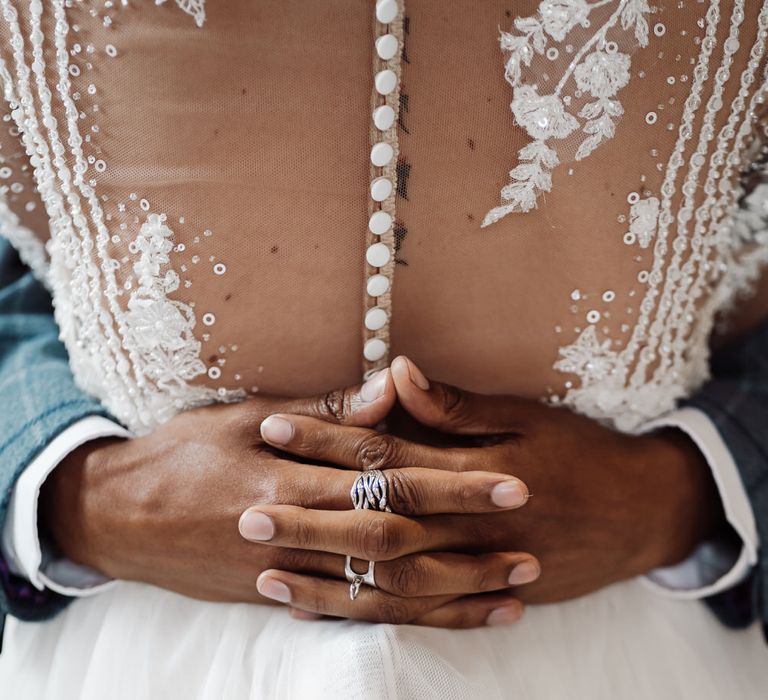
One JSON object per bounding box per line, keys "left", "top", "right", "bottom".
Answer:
{"left": 554, "top": 325, "right": 618, "bottom": 382}
{"left": 484, "top": 139, "right": 561, "bottom": 224}
{"left": 539, "top": 0, "right": 590, "bottom": 41}
{"left": 620, "top": 0, "right": 652, "bottom": 46}
{"left": 484, "top": 0, "right": 654, "bottom": 227}
{"left": 576, "top": 108, "right": 619, "bottom": 159}
{"left": 155, "top": 0, "right": 206, "bottom": 28}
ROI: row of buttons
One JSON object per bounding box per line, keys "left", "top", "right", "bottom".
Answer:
{"left": 363, "top": 0, "right": 401, "bottom": 364}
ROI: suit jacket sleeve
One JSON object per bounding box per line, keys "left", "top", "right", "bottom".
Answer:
{"left": 0, "top": 238, "right": 115, "bottom": 633}
{"left": 687, "top": 317, "right": 768, "bottom": 633}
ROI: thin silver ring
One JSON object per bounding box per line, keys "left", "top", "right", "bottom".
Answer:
{"left": 345, "top": 557, "right": 376, "bottom": 600}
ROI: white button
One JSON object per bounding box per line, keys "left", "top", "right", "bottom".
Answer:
{"left": 376, "top": 34, "right": 399, "bottom": 60}
{"left": 367, "top": 274, "right": 390, "bottom": 296}
{"left": 365, "top": 307, "right": 388, "bottom": 331}
{"left": 370, "top": 177, "right": 393, "bottom": 202}
{"left": 376, "top": 0, "right": 398, "bottom": 24}
{"left": 364, "top": 337, "right": 388, "bottom": 362}
{"left": 368, "top": 210, "right": 392, "bottom": 235}
{"left": 375, "top": 69, "right": 398, "bottom": 96}
{"left": 366, "top": 242, "right": 391, "bottom": 267}
{"left": 370, "top": 142, "right": 394, "bottom": 167}
{"left": 373, "top": 104, "right": 396, "bottom": 130}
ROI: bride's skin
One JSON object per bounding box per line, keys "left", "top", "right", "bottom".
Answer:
{"left": 41, "top": 356, "right": 722, "bottom": 629}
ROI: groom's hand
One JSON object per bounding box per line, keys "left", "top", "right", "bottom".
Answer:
{"left": 39, "top": 372, "right": 395, "bottom": 600}
{"left": 40, "top": 369, "right": 538, "bottom": 627}
{"left": 253, "top": 356, "right": 725, "bottom": 606}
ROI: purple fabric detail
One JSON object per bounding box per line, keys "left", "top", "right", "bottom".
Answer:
{"left": 0, "top": 555, "right": 50, "bottom": 606}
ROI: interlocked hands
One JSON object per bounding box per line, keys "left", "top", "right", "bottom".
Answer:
{"left": 44, "top": 356, "right": 721, "bottom": 629}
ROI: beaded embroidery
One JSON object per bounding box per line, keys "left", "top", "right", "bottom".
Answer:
{"left": 483, "top": 0, "right": 654, "bottom": 227}
{"left": 551, "top": 0, "right": 768, "bottom": 430}
{"left": 0, "top": 0, "right": 240, "bottom": 433}
{"left": 158, "top": 0, "right": 206, "bottom": 28}
{"left": 0, "top": 0, "right": 766, "bottom": 438}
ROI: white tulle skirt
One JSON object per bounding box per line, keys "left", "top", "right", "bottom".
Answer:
{"left": 0, "top": 578, "right": 766, "bottom": 699}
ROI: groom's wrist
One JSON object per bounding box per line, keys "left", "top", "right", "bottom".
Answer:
{"left": 642, "top": 428, "right": 726, "bottom": 571}
{"left": 38, "top": 437, "right": 128, "bottom": 578}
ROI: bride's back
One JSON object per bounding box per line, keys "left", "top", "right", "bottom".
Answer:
{"left": 1, "top": 0, "right": 766, "bottom": 432}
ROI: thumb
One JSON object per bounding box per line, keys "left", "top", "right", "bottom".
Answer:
{"left": 390, "top": 356, "right": 530, "bottom": 435}
{"left": 267, "top": 367, "right": 396, "bottom": 429}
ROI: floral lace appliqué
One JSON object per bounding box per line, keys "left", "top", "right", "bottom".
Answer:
{"left": 156, "top": 0, "right": 206, "bottom": 28}
{"left": 483, "top": 0, "right": 653, "bottom": 227}
{"left": 124, "top": 214, "right": 208, "bottom": 387}
{"left": 733, "top": 183, "right": 768, "bottom": 245}
{"left": 626, "top": 196, "right": 660, "bottom": 248}
{"left": 553, "top": 324, "right": 681, "bottom": 430}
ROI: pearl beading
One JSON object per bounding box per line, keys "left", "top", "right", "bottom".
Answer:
{"left": 1, "top": 1, "right": 767, "bottom": 436}
{"left": 549, "top": 0, "right": 768, "bottom": 430}
{"left": 0, "top": 0, "right": 242, "bottom": 433}
{"left": 362, "top": 0, "right": 404, "bottom": 378}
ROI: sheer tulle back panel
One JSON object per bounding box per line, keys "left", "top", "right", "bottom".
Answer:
{"left": 0, "top": 0, "right": 767, "bottom": 433}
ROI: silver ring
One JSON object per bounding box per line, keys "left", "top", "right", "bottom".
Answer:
{"left": 350, "top": 469, "right": 393, "bottom": 513}
{"left": 347, "top": 471, "right": 388, "bottom": 600}
{"left": 345, "top": 557, "right": 376, "bottom": 600}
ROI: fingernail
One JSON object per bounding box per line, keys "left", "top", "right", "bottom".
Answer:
{"left": 239, "top": 510, "right": 275, "bottom": 541}
{"left": 486, "top": 604, "right": 523, "bottom": 626}
{"left": 290, "top": 609, "right": 322, "bottom": 621}
{"left": 491, "top": 480, "right": 527, "bottom": 508}
{"left": 360, "top": 368, "right": 389, "bottom": 403}
{"left": 406, "top": 358, "right": 430, "bottom": 390}
{"left": 508, "top": 561, "right": 540, "bottom": 586}
{"left": 257, "top": 575, "right": 291, "bottom": 604}
{"left": 260, "top": 415, "right": 293, "bottom": 445}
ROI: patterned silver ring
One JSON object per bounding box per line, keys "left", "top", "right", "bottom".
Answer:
{"left": 350, "top": 469, "right": 393, "bottom": 513}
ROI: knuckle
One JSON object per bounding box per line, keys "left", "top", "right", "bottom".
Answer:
{"left": 473, "top": 564, "right": 492, "bottom": 592}
{"left": 386, "top": 470, "right": 423, "bottom": 516}
{"left": 441, "top": 384, "right": 467, "bottom": 419}
{"left": 387, "top": 557, "right": 427, "bottom": 597}
{"left": 438, "top": 385, "right": 476, "bottom": 432}
{"left": 352, "top": 516, "right": 402, "bottom": 559}
{"left": 292, "top": 516, "right": 316, "bottom": 548}
{"left": 317, "top": 389, "right": 348, "bottom": 424}
{"left": 376, "top": 599, "right": 412, "bottom": 625}
{"left": 449, "top": 609, "right": 473, "bottom": 629}
{"left": 355, "top": 433, "right": 399, "bottom": 471}
{"left": 454, "top": 481, "right": 476, "bottom": 511}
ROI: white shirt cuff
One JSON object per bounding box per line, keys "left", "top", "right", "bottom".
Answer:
{"left": 637, "top": 407, "right": 758, "bottom": 599}
{"left": 1, "top": 416, "right": 132, "bottom": 597}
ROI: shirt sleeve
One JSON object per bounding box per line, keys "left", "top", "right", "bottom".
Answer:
{"left": 638, "top": 407, "right": 759, "bottom": 599}
{"left": 1, "top": 415, "right": 132, "bottom": 597}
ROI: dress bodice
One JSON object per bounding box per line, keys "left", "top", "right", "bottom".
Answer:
{"left": 0, "top": 0, "right": 767, "bottom": 433}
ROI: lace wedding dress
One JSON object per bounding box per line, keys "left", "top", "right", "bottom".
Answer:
{"left": 1, "top": 1, "right": 767, "bottom": 697}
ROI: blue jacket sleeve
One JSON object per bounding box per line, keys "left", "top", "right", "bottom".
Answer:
{"left": 686, "top": 317, "right": 768, "bottom": 635}
{"left": 0, "top": 238, "right": 115, "bottom": 635}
